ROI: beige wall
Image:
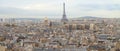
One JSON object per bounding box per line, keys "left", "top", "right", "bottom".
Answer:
{"left": 0, "top": 45, "right": 6, "bottom": 51}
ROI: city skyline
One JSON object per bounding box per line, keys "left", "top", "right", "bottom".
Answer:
{"left": 0, "top": 0, "right": 120, "bottom": 18}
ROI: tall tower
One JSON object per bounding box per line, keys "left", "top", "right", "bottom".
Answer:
{"left": 61, "top": 2, "right": 68, "bottom": 23}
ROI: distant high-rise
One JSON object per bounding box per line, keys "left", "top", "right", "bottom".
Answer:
{"left": 61, "top": 2, "right": 68, "bottom": 23}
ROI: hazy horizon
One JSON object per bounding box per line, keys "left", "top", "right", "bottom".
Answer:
{"left": 0, "top": 0, "right": 120, "bottom": 18}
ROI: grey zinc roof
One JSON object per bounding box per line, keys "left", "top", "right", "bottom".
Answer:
{"left": 33, "top": 48, "right": 60, "bottom": 51}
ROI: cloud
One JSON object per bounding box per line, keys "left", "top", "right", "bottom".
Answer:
{"left": 0, "top": 6, "right": 61, "bottom": 17}
{"left": 76, "top": 4, "right": 120, "bottom": 11}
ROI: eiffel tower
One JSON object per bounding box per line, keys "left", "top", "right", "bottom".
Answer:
{"left": 61, "top": 2, "right": 68, "bottom": 23}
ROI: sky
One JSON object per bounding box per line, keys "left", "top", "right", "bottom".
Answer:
{"left": 0, "top": 0, "right": 120, "bottom": 18}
